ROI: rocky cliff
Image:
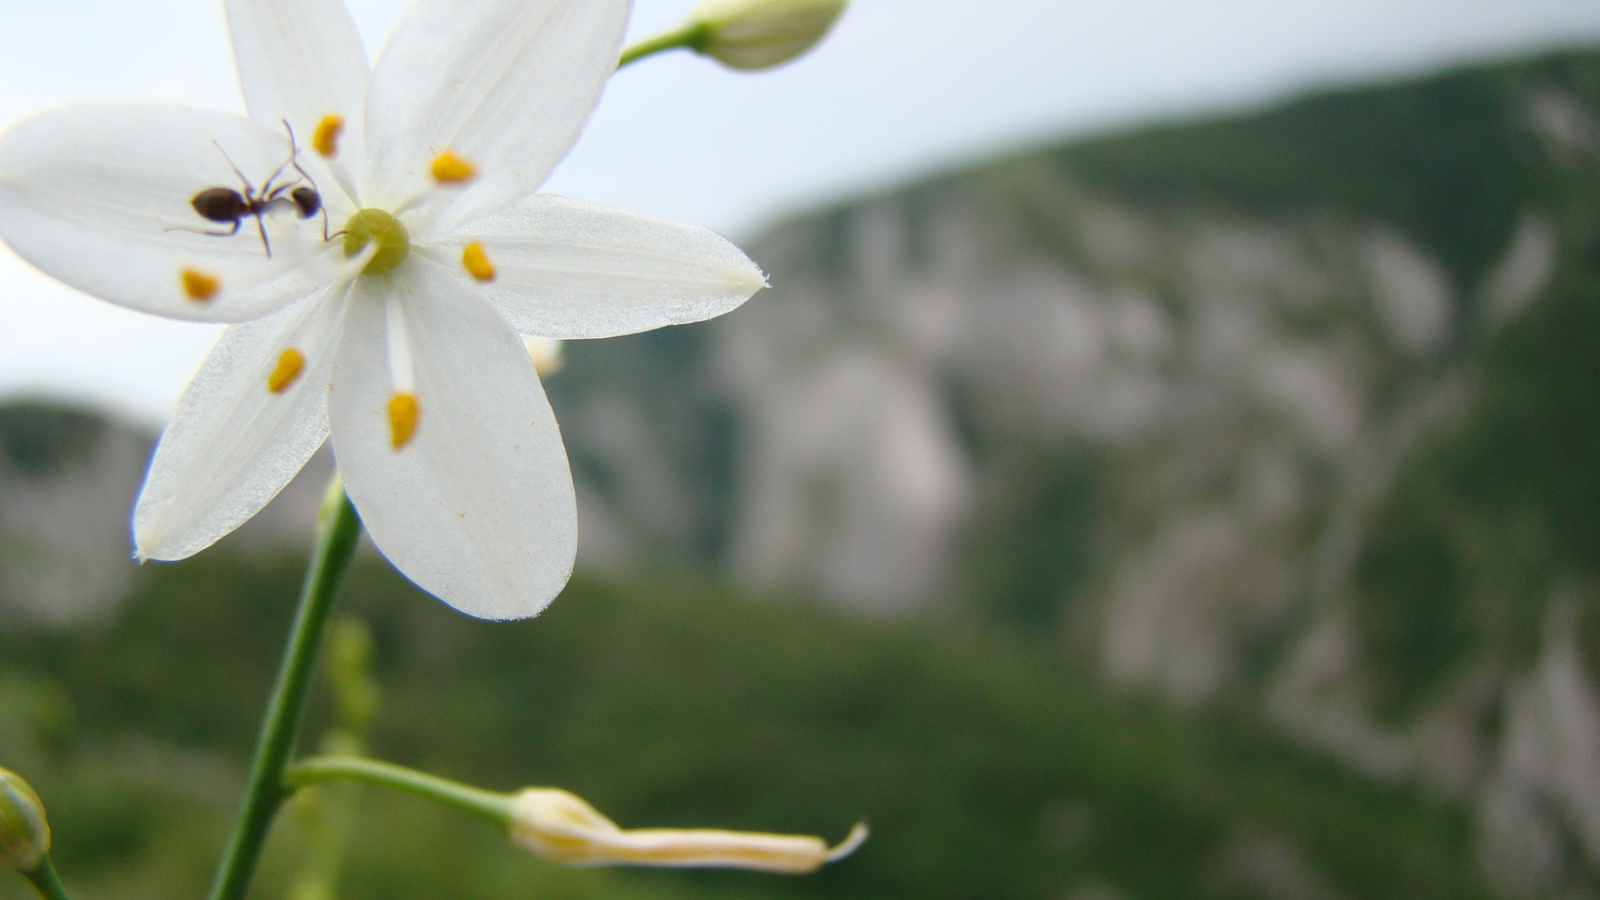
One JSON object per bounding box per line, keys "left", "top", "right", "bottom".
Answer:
{"left": 552, "top": 48, "right": 1600, "bottom": 895}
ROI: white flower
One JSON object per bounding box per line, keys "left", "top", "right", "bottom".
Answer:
{"left": 0, "top": 0, "right": 766, "bottom": 620}
{"left": 509, "top": 788, "right": 867, "bottom": 873}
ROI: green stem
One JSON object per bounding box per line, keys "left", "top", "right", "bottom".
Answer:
{"left": 22, "top": 858, "right": 72, "bottom": 900}
{"left": 207, "top": 479, "right": 362, "bottom": 900}
{"left": 284, "top": 756, "right": 512, "bottom": 826}
{"left": 617, "top": 22, "right": 709, "bottom": 68}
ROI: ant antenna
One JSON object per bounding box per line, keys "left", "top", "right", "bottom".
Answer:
{"left": 211, "top": 139, "right": 253, "bottom": 196}
{"left": 283, "top": 119, "right": 333, "bottom": 242}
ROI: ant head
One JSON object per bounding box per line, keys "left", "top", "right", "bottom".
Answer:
{"left": 290, "top": 186, "right": 321, "bottom": 219}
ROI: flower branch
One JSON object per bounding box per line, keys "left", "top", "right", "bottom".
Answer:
{"left": 285, "top": 756, "right": 513, "bottom": 825}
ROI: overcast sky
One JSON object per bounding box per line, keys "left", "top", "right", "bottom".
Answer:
{"left": 2, "top": 0, "right": 1598, "bottom": 425}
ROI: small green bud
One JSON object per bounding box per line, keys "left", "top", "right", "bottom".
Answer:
{"left": 689, "top": 0, "right": 847, "bottom": 70}
{"left": 0, "top": 768, "right": 50, "bottom": 873}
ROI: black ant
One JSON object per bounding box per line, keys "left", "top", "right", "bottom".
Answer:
{"left": 179, "top": 122, "right": 329, "bottom": 257}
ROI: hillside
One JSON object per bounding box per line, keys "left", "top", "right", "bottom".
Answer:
{"left": 0, "top": 554, "right": 1496, "bottom": 900}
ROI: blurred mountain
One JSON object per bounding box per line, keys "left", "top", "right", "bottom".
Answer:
{"left": 549, "top": 47, "right": 1600, "bottom": 896}
{"left": 6, "top": 46, "right": 1600, "bottom": 897}
{"left": 0, "top": 403, "right": 334, "bottom": 625}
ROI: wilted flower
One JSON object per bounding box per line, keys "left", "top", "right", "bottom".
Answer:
{"left": 0, "top": 0, "right": 766, "bottom": 619}
{"left": 0, "top": 768, "right": 49, "bottom": 873}
{"left": 688, "top": 0, "right": 848, "bottom": 70}
{"left": 509, "top": 788, "right": 866, "bottom": 873}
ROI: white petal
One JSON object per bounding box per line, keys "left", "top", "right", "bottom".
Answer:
{"left": 363, "top": 0, "right": 629, "bottom": 231}
{"left": 134, "top": 285, "right": 348, "bottom": 560}
{"left": 226, "top": 0, "right": 369, "bottom": 212}
{"left": 0, "top": 104, "right": 351, "bottom": 323}
{"left": 438, "top": 195, "right": 766, "bottom": 339}
{"left": 330, "top": 262, "right": 576, "bottom": 620}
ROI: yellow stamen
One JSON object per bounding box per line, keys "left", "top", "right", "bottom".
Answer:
{"left": 181, "top": 268, "right": 221, "bottom": 302}
{"left": 430, "top": 150, "right": 477, "bottom": 184}
{"left": 388, "top": 392, "right": 420, "bottom": 448}
{"left": 312, "top": 115, "right": 344, "bottom": 158}
{"left": 267, "top": 348, "right": 306, "bottom": 393}
{"left": 462, "top": 242, "right": 496, "bottom": 282}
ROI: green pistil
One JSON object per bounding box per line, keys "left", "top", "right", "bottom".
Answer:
{"left": 343, "top": 209, "right": 410, "bottom": 275}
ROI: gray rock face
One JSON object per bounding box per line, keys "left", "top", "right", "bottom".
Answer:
{"left": 0, "top": 404, "right": 336, "bottom": 625}
{"left": 0, "top": 405, "right": 149, "bottom": 624}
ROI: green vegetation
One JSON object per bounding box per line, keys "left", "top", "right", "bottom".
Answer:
{"left": 3, "top": 553, "right": 1492, "bottom": 900}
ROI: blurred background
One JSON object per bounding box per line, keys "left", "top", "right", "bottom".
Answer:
{"left": 5, "top": 1, "right": 1600, "bottom": 898}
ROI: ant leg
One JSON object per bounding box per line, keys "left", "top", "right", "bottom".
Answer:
{"left": 258, "top": 160, "right": 296, "bottom": 202}
{"left": 166, "top": 225, "right": 246, "bottom": 238}
{"left": 260, "top": 119, "right": 309, "bottom": 200}
{"left": 256, "top": 214, "right": 273, "bottom": 258}
{"left": 166, "top": 218, "right": 243, "bottom": 238}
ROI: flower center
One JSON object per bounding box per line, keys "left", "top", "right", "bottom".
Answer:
{"left": 343, "top": 209, "right": 410, "bottom": 275}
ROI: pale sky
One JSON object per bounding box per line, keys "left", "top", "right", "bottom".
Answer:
{"left": 2, "top": 0, "right": 1598, "bottom": 425}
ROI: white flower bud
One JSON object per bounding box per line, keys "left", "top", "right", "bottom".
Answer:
{"left": 509, "top": 788, "right": 866, "bottom": 874}
{"left": 689, "top": 0, "right": 847, "bottom": 71}
{"left": 0, "top": 768, "right": 50, "bottom": 873}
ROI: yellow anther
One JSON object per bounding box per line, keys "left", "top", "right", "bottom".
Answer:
{"left": 388, "top": 392, "right": 420, "bottom": 448}
{"left": 430, "top": 150, "right": 477, "bottom": 184}
{"left": 267, "top": 348, "right": 306, "bottom": 393}
{"left": 462, "top": 242, "right": 496, "bottom": 282}
{"left": 181, "top": 268, "right": 221, "bottom": 302}
{"left": 312, "top": 115, "right": 344, "bottom": 158}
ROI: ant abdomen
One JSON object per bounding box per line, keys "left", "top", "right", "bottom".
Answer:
{"left": 192, "top": 187, "right": 251, "bottom": 224}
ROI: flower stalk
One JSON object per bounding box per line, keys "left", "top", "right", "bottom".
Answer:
{"left": 19, "top": 858, "right": 71, "bottom": 900}
{"left": 618, "top": 22, "right": 711, "bottom": 68}
{"left": 207, "top": 477, "right": 362, "bottom": 900}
